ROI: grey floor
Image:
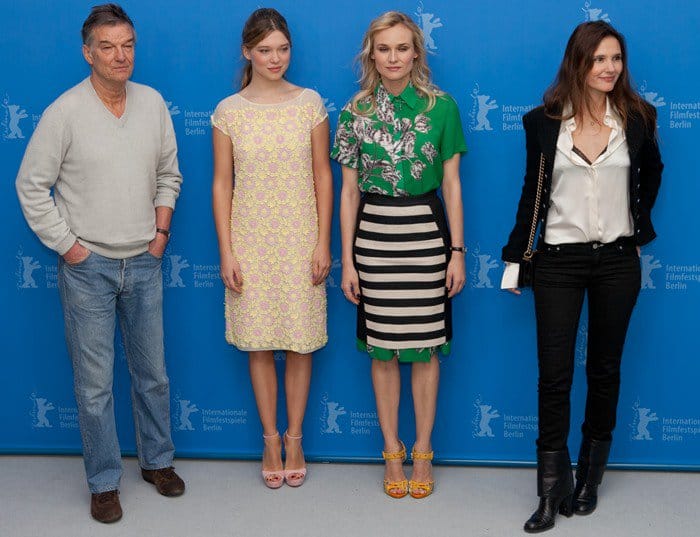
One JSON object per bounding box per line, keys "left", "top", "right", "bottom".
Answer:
{"left": 0, "top": 455, "right": 697, "bottom": 537}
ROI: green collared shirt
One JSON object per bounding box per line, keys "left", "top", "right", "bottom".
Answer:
{"left": 331, "top": 83, "right": 467, "bottom": 196}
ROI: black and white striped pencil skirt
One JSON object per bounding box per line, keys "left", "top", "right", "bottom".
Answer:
{"left": 353, "top": 190, "right": 452, "bottom": 363}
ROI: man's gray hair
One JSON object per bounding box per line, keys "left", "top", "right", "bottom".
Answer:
{"left": 81, "top": 3, "right": 134, "bottom": 45}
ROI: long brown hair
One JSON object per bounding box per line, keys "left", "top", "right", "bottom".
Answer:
{"left": 544, "top": 21, "right": 654, "bottom": 129}
{"left": 351, "top": 11, "right": 440, "bottom": 114}
{"left": 239, "top": 8, "right": 291, "bottom": 89}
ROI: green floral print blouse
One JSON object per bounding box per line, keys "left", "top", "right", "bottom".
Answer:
{"left": 331, "top": 83, "right": 467, "bottom": 196}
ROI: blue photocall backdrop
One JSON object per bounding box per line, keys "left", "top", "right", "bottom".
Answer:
{"left": 2, "top": 0, "right": 698, "bottom": 469}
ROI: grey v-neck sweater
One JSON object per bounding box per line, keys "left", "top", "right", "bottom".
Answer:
{"left": 16, "top": 78, "right": 182, "bottom": 258}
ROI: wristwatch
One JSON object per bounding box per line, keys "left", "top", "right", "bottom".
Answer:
{"left": 156, "top": 227, "right": 171, "bottom": 239}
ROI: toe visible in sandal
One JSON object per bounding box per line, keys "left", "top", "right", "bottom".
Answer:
{"left": 284, "top": 431, "right": 307, "bottom": 487}
{"left": 261, "top": 431, "right": 284, "bottom": 489}
{"left": 409, "top": 447, "right": 434, "bottom": 499}
{"left": 382, "top": 440, "right": 408, "bottom": 499}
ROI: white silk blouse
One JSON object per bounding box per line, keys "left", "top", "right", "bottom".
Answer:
{"left": 501, "top": 98, "right": 633, "bottom": 290}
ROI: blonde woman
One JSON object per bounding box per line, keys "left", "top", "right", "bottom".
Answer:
{"left": 332, "top": 11, "right": 467, "bottom": 499}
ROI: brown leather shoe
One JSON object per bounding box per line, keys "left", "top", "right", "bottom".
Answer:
{"left": 141, "top": 466, "right": 185, "bottom": 497}
{"left": 90, "top": 490, "right": 122, "bottom": 523}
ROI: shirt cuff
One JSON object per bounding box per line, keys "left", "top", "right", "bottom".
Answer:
{"left": 56, "top": 232, "right": 78, "bottom": 256}
{"left": 500, "top": 262, "right": 520, "bottom": 290}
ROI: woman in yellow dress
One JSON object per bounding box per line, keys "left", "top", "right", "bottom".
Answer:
{"left": 211, "top": 8, "right": 333, "bottom": 488}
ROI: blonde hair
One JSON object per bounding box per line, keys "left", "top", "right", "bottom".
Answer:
{"left": 351, "top": 11, "right": 441, "bottom": 114}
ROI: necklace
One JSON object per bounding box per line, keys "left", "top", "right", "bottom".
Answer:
{"left": 576, "top": 111, "right": 605, "bottom": 136}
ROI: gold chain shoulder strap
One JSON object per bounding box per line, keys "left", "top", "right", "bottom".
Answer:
{"left": 523, "top": 153, "right": 545, "bottom": 261}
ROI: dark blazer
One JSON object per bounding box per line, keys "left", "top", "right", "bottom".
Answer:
{"left": 502, "top": 104, "right": 663, "bottom": 263}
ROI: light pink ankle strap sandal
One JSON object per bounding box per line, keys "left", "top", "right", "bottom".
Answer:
{"left": 283, "top": 431, "right": 307, "bottom": 487}
{"left": 261, "top": 431, "right": 284, "bottom": 489}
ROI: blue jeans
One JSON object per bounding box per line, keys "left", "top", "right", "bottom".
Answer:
{"left": 58, "top": 250, "right": 175, "bottom": 493}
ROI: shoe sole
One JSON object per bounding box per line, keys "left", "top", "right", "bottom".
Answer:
{"left": 142, "top": 474, "right": 185, "bottom": 497}
{"left": 92, "top": 513, "right": 122, "bottom": 524}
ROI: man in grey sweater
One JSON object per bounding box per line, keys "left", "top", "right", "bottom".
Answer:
{"left": 16, "top": 4, "right": 184, "bottom": 523}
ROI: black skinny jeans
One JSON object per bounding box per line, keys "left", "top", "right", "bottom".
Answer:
{"left": 533, "top": 238, "right": 641, "bottom": 451}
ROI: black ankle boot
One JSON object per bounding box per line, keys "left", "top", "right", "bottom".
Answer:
{"left": 573, "top": 438, "right": 611, "bottom": 515}
{"left": 523, "top": 450, "right": 574, "bottom": 533}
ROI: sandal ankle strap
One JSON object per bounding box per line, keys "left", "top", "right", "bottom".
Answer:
{"left": 411, "top": 448, "right": 434, "bottom": 461}
{"left": 382, "top": 441, "right": 407, "bottom": 461}
{"left": 284, "top": 431, "right": 303, "bottom": 440}
{"left": 263, "top": 431, "right": 280, "bottom": 440}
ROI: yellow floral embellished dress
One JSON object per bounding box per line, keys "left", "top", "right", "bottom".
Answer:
{"left": 211, "top": 89, "right": 328, "bottom": 353}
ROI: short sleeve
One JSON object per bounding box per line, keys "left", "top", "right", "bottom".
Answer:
{"left": 330, "top": 104, "right": 360, "bottom": 169}
{"left": 211, "top": 100, "right": 230, "bottom": 137}
{"left": 439, "top": 95, "right": 467, "bottom": 161}
{"left": 309, "top": 91, "right": 328, "bottom": 129}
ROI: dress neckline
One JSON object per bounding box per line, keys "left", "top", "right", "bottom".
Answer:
{"left": 236, "top": 88, "right": 307, "bottom": 106}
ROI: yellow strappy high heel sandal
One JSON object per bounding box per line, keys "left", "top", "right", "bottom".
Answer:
{"left": 382, "top": 441, "right": 408, "bottom": 498}
{"left": 409, "top": 447, "right": 434, "bottom": 499}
